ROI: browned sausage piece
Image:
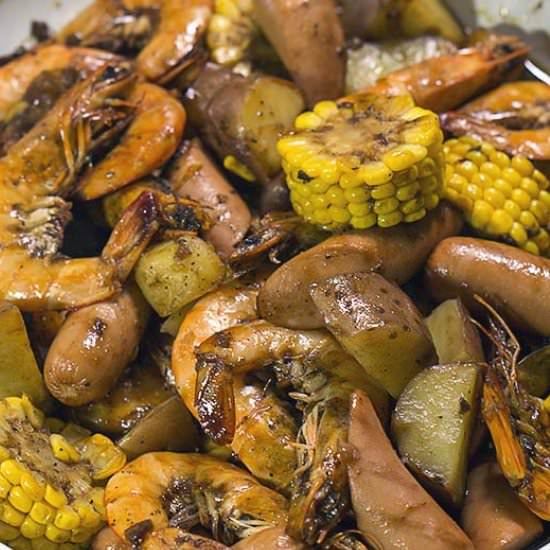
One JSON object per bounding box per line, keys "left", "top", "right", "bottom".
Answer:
{"left": 348, "top": 390, "right": 474, "bottom": 550}
{"left": 252, "top": 0, "right": 345, "bottom": 106}
{"left": 425, "top": 237, "right": 550, "bottom": 335}
{"left": 44, "top": 285, "right": 150, "bottom": 406}
{"left": 461, "top": 462, "right": 543, "bottom": 550}
{"left": 231, "top": 526, "right": 306, "bottom": 550}
{"left": 167, "top": 139, "right": 251, "bottom": 258}
{"left": 258, "top": 203, "right": 462, "bottom": 329}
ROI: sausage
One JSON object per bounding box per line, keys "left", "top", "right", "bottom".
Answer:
{"left": 167, "top": 139, "right": 251, "bottom": 258}
{"left": 92, "top": 527, "right": 131, "bottom": 550}
{"left": 461, "top": 462, "right": 543, "bottom": 550}
{"left": 44, "top": 285, "right": 150, "bottom": 406}
{"left": 258, "top": 203, "right": 463, "bottom": 329}
{"left": 348, "top": 390, "right": 474, "bottom": 550}
{"left": 425, "top": 237, "right": 550, "bottom": 335}
{"left": 252, "top": 0, "right": 345, "bottom": 106}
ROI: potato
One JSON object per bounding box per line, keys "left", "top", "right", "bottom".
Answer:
{"left": 135, "top": 237, "right": 226, "bottom": 317}
{"left": 0, "top": 302, "right": 49, "bottom": 407}
{"left": 74, "top": 361, "right": 173, "bottom": 436}
{"left": 102, "top": 180, "right": 160, "bottom": 228}
{"left": 185, "top": 65, "right": 304, "bottom": 183}
{"left": 310, "top": 272, "right": 436, "bottom": 397}
{"left": 349, "top": 390, "right": 474, "bottom": 550}
{"left": 461, "top": 462, "right": 543, "bottom": 550}
{"left": 518, "top": 345, "right": 550, "bottom": 397}
{"left": 117, "top": 395, "right": 200, "bottom": 460}
{"left": 392, "top": 362, "right": 482, "bottom": 507}
{"left": 425, "top": 299, "right": 484, "bottom": 364}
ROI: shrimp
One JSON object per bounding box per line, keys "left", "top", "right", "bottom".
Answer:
{"left": 441, "top": 81, "right": 550, "bottom": 160}
{"left": 362, "top": 34, "right": 529, "bottom": 113}
{"left": 76, "top": 82, "right": 186, "bottom": 200}
{"left": 475, "top": 298, "right": 550, "bottom": 520}
{"left": 0, "top": 44, "right": 121, "bottom": 120}
{"left": 193, "top": 320, "right": 388, "bottom": 544}
{"left": 171, "top": 288, "right": 299, "bottom": 491}
{"left": 104, "top": 452, "right": 288, "bottom": 546}
{"left": 59, "top": 0, "right": 213, "bottom": 83}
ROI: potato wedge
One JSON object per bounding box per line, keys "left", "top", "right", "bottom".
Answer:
{"left": 135, "top": 237, "right": 226, "bottom": 317}
{"left": 252, "top": 0, "right": 345, "bottom": 106}
{"left": 425, "top": 299, "right": 484, "bottom": 364}
{"left": 349, "top": 390, "right": 474, "bottom": 550}
{"left": 185, "top": 65, "right": 304, "bottom": 183}
{"left": 311, "top": 272, "right": 436, "bottom": 397}
{"left": 461, "top": 462, "right": 543, "bottom": 550}
{"left": 392, "top": 362, "right": 482, "bottom": 507}
{"left": 74, "top": 361, "right": 173, "bottom": 436}
{"left": 117, "top": 395, "right": 200, "bottom": 460}
{"left": 0, "top": 302, "right": 49, "bottom": 406}
{"left": 517, "top": 345, "right": 550, "bottom": 397}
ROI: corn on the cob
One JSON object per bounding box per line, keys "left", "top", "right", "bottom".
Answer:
{"left": 443, "top": 136, "right": 550, "bottom": 256}
{"left": 207, "top": 0, "right": 256, "bottom": 66}
{"left": 0, "top": 396, "right": 125, "bottom": 549}
{"left": 277, "top": 93, "right": 445, "bottom": 230}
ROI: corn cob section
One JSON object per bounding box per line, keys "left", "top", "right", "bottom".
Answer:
{"left": 207, "top": 0, "right": 256, "bottom": 66}
{"left": 278, "top": 94, "right": 445, "bottom": 230}
{"left": 0, "top": 396, "right": 125, "bottom": 549}
{"left": 444, "top": 136, "right": 550, "bottom": 256}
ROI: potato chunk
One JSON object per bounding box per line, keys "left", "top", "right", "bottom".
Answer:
{"left": 135, "top": 237, "right": 226, "bottom": 317}
{"left": 0, "top": 302, "right": 49, "bottom": 406}
{"left": 392, "top": 362, "right": 482, "bottom": 506}
{"left": 310, "top": 272, "right": 435, "bottom": 397}
{"left": 425, "top": 299, "right": 484, "bottom": 363}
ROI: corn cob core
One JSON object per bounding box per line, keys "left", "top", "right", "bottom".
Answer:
{"left": 278, "top": 94, "right": 445, "bottom": 230}
{"left": 443, "top": 136, "right": 550, "bottom": 256}
{"left": 0, "top": 396, "right": 126, "bottom": 549}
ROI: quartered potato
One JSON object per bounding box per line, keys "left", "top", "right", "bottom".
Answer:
{"left": 135, "top": 236, "right": 226, "bottom": 317}
{"left": 311, "top": 272, "right": 436, "bottom": 397}
{"left": 118, "top": 396, "right": 200, "bottom": 460}
{"left": 392, "top": 362, "right": 482, "bottom": 507}
{"left": 517, "top": 345, "right": 550, "bottom": 397}
{"left": 425, "top": 299, "right": 485, "bottom": 364}
{"left": 0, "top": 302, "right": 49, "bottom": 407}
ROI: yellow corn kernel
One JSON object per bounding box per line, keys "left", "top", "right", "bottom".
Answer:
{"left": 328, "top": 206, "right": 351, "bottom": 225}
{"left": 374, "top": 197, "right": 399, "bottom": 215}
{"left": 20, "top": 396, "right": 44, "bottom": 430}
{"left": 523, "top": 240, "right": 540, "bottom": 255}
{"left": 54, "top": 506, "right": 80, "bottom": 531}
{"left": 20, "top": 473, "right": 45, "bottom": 503}
{"left": 483, "top": 188, "right": 505, "bottom": 209}
{"left": 1, "top": 460, "right": 24, "bottom": 486}
{"left": 326, "top": 186, "right": 347, "bottom": 207}
{"left": 480, "top": 162, "right": 500, "bottom": 179}
{"left": 455, "top": 160, "right": 478, "bottom": 180}
{"left": 481, "top": 142, "right": 496, "bottom": 156}
{"left": 8, "top": 486, "right": 33, "bottom": 513}
{"left": 4, "top": 398, "right": 25, "bottom": 420}
{"left": 540, "top": 190, "right": 550, "bottom": 209}
{"left": 31, "top": 537, "right": 58, "bottom": 550}
{"left": 358, "top": 162, "right": 392, "bottom": 186}
{"left": 465, "top": 150, "right": 485, "bottom": 166}
{"left": 44, "top": 485, "right": 67, "bottom": 509}
{"left": 223, "top": 155, "right": 256, "bottom": 182}
{"left": 45, "top": 524, "right": 70, "bottom": 544}
{"left": 0, "top": 520, "right": 19, "bottom": 541}
{"left": 377, "top": 211, "right": 404, "bottom": 228}
{"left": 511, "top": 155, "right": 533, "bottom": 176}
{"left": 0, "top": 475, "right": 10, "bottom": 500}
{"left": 501, "top": 167, "right": 521, "bottom": 187}
{"left": 50, "top": 435, "right": 80, "bottom": 464}
{"left": 313, "top": 101, "right": 338, "bottom": 119}
{"left": 463, "top": 184, "right": 482, "bottom": 202}
{"left": 404, "top": 209, "right": 427, "bottom": 223}
{"left": 419, "top": 175, "right": 439, "bottom": 194}
{"left": 396, "top": 181, "right": 420, "bottom": 202}
{"left": 371, "top": 183, "right": 396, "bottom": 200}
{"left": 348, "top": 203, "right": 372, "bottom": 217}
{"left": 310, "top": 194, "right": 329, "bottom": 210}
{"left": 530, "top": 200, "right": 549, "bottom": 224}
{"left": 2, "top": 503, "right": 25, "bottom": 527}
{"left": 29, "top": 502, "right": 55, "bottom": 526}
{"left": 534, "top": 229, "right": 550, "bottom": 253}
{"left": 423, "top": 193, "right": 440, "bottom": 210}
{"left": 383, "top": 144, "right": 427, "bottom": 171}
{"left": 520, "top": 210, "right": 539, "bottom": 232}
{"left": 487, "top": 209, "right": 513, "bottom": 235}
{"left": 503, "top": 200, "right": 521, "bottom": 221}
{"left": 294, "top": 112, "right": 323, "bottom": 130}
{"left": 471, "top": 200, "right": 494, "bottom": 230}
{"left": 472, "top": 172, "right": 491, "bottom": 189}
{"left": 344, "top": 187, "right": 369, "bottom": 204}
{"left": 489, "top": 150, "right": 510, "bottom": 169}
{"left": 400, "top": 197, "right": 425, "bottom": 215}
{"left": 73, "top": 501, "right": 101, "bottom": 530}
{"left": 447, "top": 173, "right": 467, "bottom": 193}
{"left": 0, "top": 447, "right": 11, "bottom": 463}
{"left": 533, "top": 169, "right": 548, "bottom": 188}
{"left": 521, "top": 177, "right": 540, "bottom": 198}
{"left": 20, "top": 517, "right": 45, "bottom": 540}
{"left": 511, "top": 189, "right": 531, "bottom": 210}
{"left": 339, "top": 171, "right": 363, "bottom": 189}
{"left": 351, "top": 213, "right": 377, "bottom": 229}
{"left": 510, "top": 222, "right": 528, "bottom": 246}
{"left": 493, "top": 178, "right": 513, "bottom": 198}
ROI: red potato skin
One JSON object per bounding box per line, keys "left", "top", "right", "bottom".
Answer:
{"left": 231, "top": 527, "right": 306, "bottom": 549}
{"left": 252, "top": 0, "right": 345, "bottom": 106}
{"left": 425, "top": 237, "right": 550, "bottom": 335}
{"left": 44, "top": 286, "right": 150, "bottom": 406}
{"left": 258, "top": 203, "right": 463, "bottom": 329}
{"left": 168, "top": 139, "right": 251, "bottom": 258}
{"left": 461, "top": 462, "right": 543, "bottom": 550}
{"left": 348, "top": 390, "right": 474, "bottom": 550}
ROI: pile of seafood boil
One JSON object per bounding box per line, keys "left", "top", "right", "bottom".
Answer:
{"left": 0, "top": 0, "right": 548, "bottom": 548}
